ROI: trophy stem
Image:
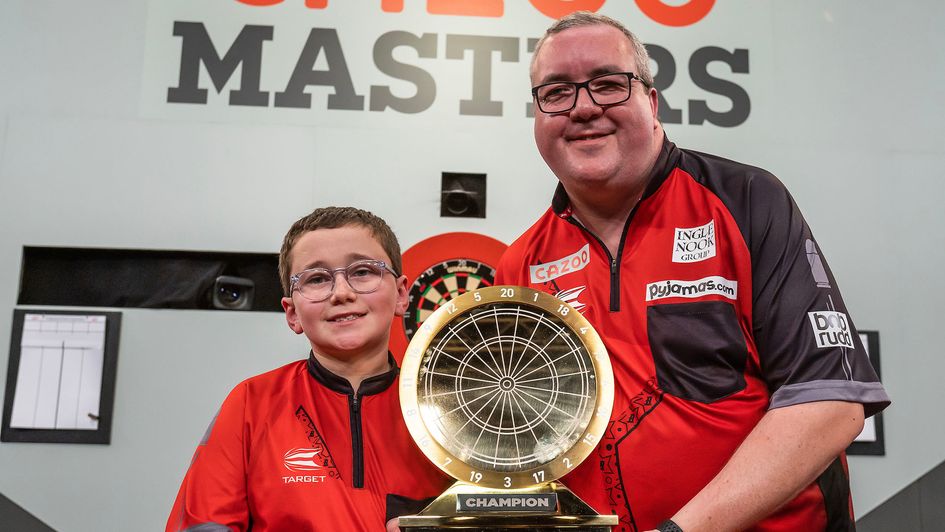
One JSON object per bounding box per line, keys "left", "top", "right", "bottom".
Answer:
{"left": 398, "top": 480, "right": 617, "bottom": 531}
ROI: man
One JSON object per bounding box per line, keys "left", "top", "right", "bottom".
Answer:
{"left": 496, "top": 12, "right": 889, "bottom": 532}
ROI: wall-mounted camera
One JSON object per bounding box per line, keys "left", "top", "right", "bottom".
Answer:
{"left": 18, "top": 247, "right": 282, "bottom": 312}
{"left": 441, "top": 172, "right": 486, "bottom": 218}
{"left": 212, "top": 275, "right": 255, "bottom": 311}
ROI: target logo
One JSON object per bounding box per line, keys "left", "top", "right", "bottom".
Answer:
{"left": 283, "top": 447, "right": 324, "bottom": 472}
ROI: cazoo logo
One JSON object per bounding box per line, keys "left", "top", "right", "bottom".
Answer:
{"left": 530, "top": 245, "right": 590, "bottom": 284}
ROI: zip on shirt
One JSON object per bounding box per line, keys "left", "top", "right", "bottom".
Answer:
{"left": 347, "top": 393, "right": 365, "bottom": 488}
{"left": 305, "top": 352, "right": 400, "bottom": 491}
{"left": 563, "top": 207, "right": 638, "bottom": 312}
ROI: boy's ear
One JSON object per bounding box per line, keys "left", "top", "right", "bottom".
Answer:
{"left": 393, "top": 275, "right": 409, "bottom": 317}
{"left": 281, "top": 296, "right": 304, "bottom": 334}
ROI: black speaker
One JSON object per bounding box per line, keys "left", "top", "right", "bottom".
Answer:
{"left": 441, "top": 172, "right": 486, "bottom": 218}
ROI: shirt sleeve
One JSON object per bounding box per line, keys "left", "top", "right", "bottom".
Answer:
{"left": 746, "top": 172, "right": 889, "bottom": 416}
{"left": 166, "top": 383, "right": 251, "bottom": 532}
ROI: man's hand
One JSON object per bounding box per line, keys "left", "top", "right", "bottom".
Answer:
{"left": 385, "top": 517, "right": 400, "bottom": 532}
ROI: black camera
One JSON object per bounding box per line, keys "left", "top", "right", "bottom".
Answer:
{"left": 212, "top": 275, "right": 255, "bottom": 311}
{"left": 441, "top": 172, "right": 486, "bottom": 218}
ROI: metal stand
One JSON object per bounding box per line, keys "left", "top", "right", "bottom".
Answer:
{"left": 399, "top": 481, "right": 617, "bottom": 531}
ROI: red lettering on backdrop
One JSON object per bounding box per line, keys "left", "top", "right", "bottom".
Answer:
{"left": 528, "top": 0, "right": 605, "bottom": 19}
{"left": 428, "top": 0, "right": 502, "bottom": 17}
{"left": 235, "top": 0, "right": 284, "bottom": 5}
{"left": 634, "top": 0, "right": 714, "bottom": 27}
{"left": 235, "top": 0, "right": 713, "bottom": 25}
{"left": 381, "top": 0, "right": 501, "bottom": 16}
{"left": 235, "top": 0, "right": 327, "bottom": 7}
{"left": 381, "top": 0, "right": 404, "bottom": 12}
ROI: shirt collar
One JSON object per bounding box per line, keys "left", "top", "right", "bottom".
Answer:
{"left": 306, "top": 351, "right": 400, "bottom": 396}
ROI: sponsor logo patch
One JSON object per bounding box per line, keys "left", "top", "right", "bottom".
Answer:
{"left": 808, "top": 311, "right": 855, "bottom": 348}
{"left": 283, "top": 474, "right": 328, "bottom": 484}
{"left": 530, "top": 244, "right": 590, "bottom": 284}
{"left": 284, "top": 447, "right": 324, "bottom": 472}
{"left": 645, "top": 276, "right": 737, "bottom": 301}
{"left": 673, "top": 220, "right": 716, "bottom": 263}
{"left": 282, "top": 447, "right": 329, "bottom": 484}
{"left": 555, "top": 285, "right": 587, "bottom": 312}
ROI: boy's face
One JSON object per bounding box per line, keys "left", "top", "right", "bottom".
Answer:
{"left": 281, "top": 225, "right": 408, "bottom": 362}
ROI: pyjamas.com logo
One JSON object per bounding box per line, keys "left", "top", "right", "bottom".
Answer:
{"left": 645, "top": 276, "right": 736, "bottom": 301}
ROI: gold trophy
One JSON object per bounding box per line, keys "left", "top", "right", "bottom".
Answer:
{"left": 399, "top": 286, "right": 617, "bottom": 530}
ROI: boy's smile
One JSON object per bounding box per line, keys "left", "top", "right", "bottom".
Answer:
{"left": 281, "top": 225, "right": 408, "bottom": 370}
{"left": 328, "top": 312, "right": 364, "bottom": 323}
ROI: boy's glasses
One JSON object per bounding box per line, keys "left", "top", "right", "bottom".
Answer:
{"left": 290, "top": 260, "right": 397, "bottom": 302}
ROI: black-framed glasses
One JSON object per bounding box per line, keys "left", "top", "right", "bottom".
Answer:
{"left": 290, "top": 260, "right": 397, "bottom": 302}
{"left": 531, "top": 72, "right": 647, "bottom": 114}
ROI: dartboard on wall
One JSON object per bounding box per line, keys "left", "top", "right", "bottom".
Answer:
{"left": 390, "top": 232, "right": 507, "bottom": 362}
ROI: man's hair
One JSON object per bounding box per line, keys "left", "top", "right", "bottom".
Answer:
{"left": 530, "top": 11, "right": 654, "bottom": 87}
{"left": 278, "top": 206, "right": 403, "bottom": 297}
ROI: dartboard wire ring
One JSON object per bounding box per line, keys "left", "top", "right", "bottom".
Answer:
{"left": 424, "top": 307, "right": 587, "bottom": 468}
{"left": 448, "top": 334, "right": 558, "bottom": 444}
{"left": 439, "top": 307, "right": 590, "bottom": 449}
{"left": 453, "top": 334, "right": 562, "bottom": 437}
{"left": 400, "top": 285, "right": 613, "bottom": 489}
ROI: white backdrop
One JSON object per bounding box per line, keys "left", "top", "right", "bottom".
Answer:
{"left": 1, "top": 1, "right": 943, "bottom": 529}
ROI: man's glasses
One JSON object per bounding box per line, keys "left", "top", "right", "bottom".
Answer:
{"left": 531, "top": 72, "right": 647, "bottom": 114}
{"left": 290, "top": 260, "right": 397, "bottom": 302}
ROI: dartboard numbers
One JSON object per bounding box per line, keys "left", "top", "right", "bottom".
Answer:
{"left": 403, "top": 259, "right": 496, "bottom": 340}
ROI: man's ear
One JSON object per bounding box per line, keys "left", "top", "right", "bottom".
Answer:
{"left": 282, "top": 296, "right": 304, "bottom": 334}
{"left": 649, "top": 86, "right": 660, "bottom": 125}
{"left": 393, "top": 275, "right": 409, "bottom": 317}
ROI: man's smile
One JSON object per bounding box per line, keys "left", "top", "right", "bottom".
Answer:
{"left": 566, "top": 131, "right": 612, "bottom": 142}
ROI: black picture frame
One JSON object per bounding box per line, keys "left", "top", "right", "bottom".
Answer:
{"left": 847, "top": 330, "right": 885, "bottom": 456}
{"left": 1, "top": 308, "right": 121, "bottom": 444}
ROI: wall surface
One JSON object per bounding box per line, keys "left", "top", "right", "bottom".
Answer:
{"left": 1, "top": 1, "right": 943, "bottom": 529}
{"left": 858, "top": 460, "right": 945, "bottom": 532}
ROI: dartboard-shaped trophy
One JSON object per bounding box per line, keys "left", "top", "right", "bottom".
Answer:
{"left": 399, "top": 286, "right": 617, "bottom": 530}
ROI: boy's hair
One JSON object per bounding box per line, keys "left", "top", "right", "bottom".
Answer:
{"left": 278, "top": 207, "right": 403, "bottom": 297}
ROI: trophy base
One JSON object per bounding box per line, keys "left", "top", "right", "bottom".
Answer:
{"left": 398, "top": 481, "right": 617, "bottom": 531}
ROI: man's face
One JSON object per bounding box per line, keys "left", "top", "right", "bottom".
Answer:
{"left": 281, "top": 225, "right": 407, "bottom": 362}
{"left": 532, "top": 25, "right": 661, "bottom": 199}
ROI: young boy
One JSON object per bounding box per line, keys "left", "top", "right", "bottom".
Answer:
{"left": 166, "top": 207, "right": 449, "bottom": 531}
